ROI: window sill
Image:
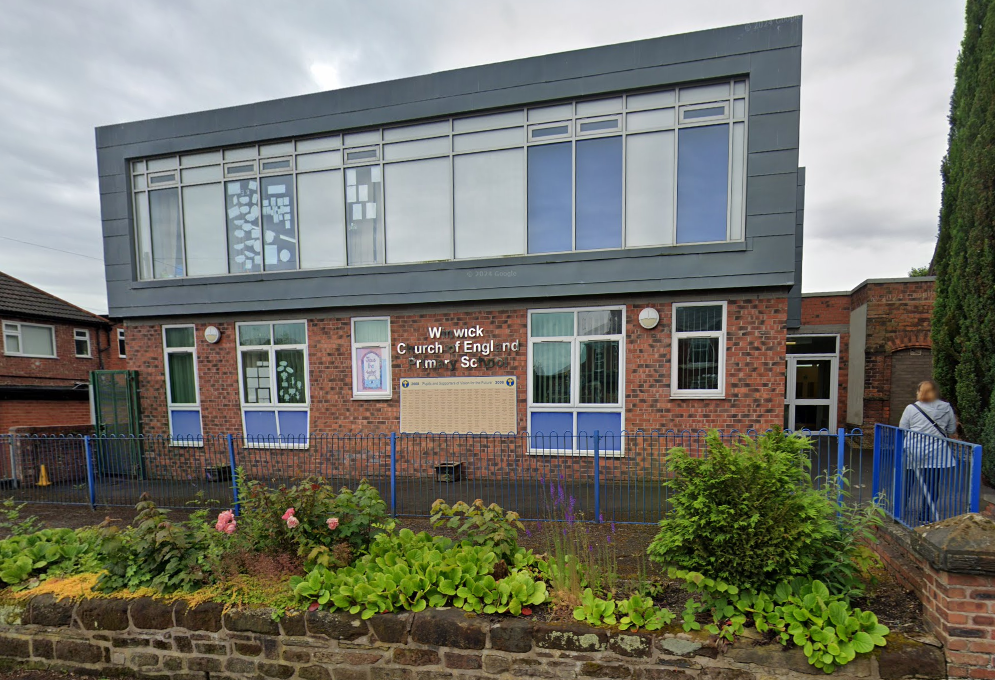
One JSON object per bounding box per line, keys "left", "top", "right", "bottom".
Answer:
{"left": 670, "top": 393, "right": 726, "bottom": 400}
{"left": 352, "top": 394, "right": 392, "bottom": 401}
{"left": 244, "top": 442, "right": 309, "bottom": 450}
{"left": 4, "top": 353, "right": 57, "bottom": 360}
{"left": 168, "top": 440, "right": 204, "bottom": 448}
{"left": 527, "top": 449, "right": 625, "bottom": 458}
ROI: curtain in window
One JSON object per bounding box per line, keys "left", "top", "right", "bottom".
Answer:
{"left": 167, "top": 352, "right": 197, "bottom": 404}
{"left": 150, "top": 188, "right": 183, "bottom": 279}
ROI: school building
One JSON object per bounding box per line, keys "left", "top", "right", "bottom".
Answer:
{"left": 91, "top": 17, "right": 938, "bottom": 453}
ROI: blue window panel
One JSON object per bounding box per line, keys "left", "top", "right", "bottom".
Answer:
{"left": 278, "top": 410, "right": 309, "bottom": 444}
{"left": 530, "top": 411, "right": 573, "bottom": 451}
{"left": 676, "top": 124, "right": 729, "bottom": 244}
{"left": 577, "top": 412, "right": 622, "bottom": 451}
{"left": 528, "top": 143, "right": 573, "bottom": 253}
{"left": 169, "top": 409, "right": 202, "bottom": 441}
{"left": 244, "top": 410, "right": 278, "bottom": 443}
{"left": 576, "top": 136, "right": 622, "bottom": 250}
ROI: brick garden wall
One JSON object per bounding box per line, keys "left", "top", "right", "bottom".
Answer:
{"left": 0, "top": 594, "right": 945, "bottom": 680}
{"left": 0, "top": 399, "right": 90, "bottom": 433}
{"left": 6, "top": 424, "right": 94, "bottom": 486}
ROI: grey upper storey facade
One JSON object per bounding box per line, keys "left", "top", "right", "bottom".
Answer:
{"left": 96, "top": 17, "right": 804, "bottom": 323}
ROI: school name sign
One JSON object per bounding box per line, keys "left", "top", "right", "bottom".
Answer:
{"left": 396, "top": 325, "right": 520, "bottom": 370}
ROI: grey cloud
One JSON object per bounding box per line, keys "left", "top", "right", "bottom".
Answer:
{"left": 0, "top": 0, "right": 965, "bottom": 314}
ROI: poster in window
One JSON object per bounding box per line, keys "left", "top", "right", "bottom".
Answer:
{"left": 355, "top": 347, "right": 387, "bottom": 394}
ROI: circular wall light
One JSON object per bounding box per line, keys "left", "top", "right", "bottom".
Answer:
{"left": 638, "top": 308, "right": 660, "bottom": 330}
{"left": 204, "top": 326, "right": 222, "bottom": 344}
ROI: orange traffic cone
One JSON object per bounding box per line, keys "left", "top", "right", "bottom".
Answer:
{"left": 37, "top": 465, "right": 51, "bottom": 487}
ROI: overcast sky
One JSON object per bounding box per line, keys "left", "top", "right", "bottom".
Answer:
{"left": 0, "top": 0, "right": 965, "bottom": 314}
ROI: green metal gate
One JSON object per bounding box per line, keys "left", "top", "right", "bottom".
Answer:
{"left": 90, "top": 370, "right": 145, "bottom": 478}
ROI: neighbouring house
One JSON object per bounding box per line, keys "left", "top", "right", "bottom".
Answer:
{"left": 96, "top": 18, "right": 805, "bottom": 450}
{"left": 0, "top": 271, "right": 126, "bottom": 434}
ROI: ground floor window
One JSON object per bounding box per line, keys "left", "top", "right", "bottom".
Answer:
{"left": 351, "top": 317, "right": 391, "bottom": 399}
{"left": 163, "top": 325, "right": 202, "bottom": 442}
{"left": 237, "top": 321, "right": 309, "bottom": 445}
{"left": 671, "top": 301, "right": 726, "bottom": 397}
{"left": 527, "top": 307, "right": 624, "bottom": 453}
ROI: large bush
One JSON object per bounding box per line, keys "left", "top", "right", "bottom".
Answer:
{"left": 648, "top": 430, "right": 842, "bottom": 590}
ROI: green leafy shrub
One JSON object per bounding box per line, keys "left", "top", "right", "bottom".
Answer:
{"left": 573, "top": 588, "right": 674, "bottom": 631}
{"left": 96, "top": 495, "right": 220, "bottom": 594}
{"left": 0, "top": 498, "right": 42, "bottom": 538}
{"left": 648, "top": 430, "right": 843, "bottom": 590}
{"left": 234, "top": 475, "right": 386, "bottom": 565}
{"left": 0, "top": 528, "right": 99, "bottom": 588}
{"left": 430, "top": 498, "right": 523, "bottom": 560}
{"left": 669, "top": 568, "right": 889, "bottom": 673}
{"left": 290, "top": 526, "right": 547, "bottom": 618}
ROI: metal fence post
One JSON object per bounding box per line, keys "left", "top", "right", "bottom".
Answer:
{"left": 836, "top": 427, "right": 846, "bottom": 510}
{"left": 893, "top": 428, "right": 905, "bottom": 523}
{"left": 390, "top": 433, "right": 397, "bottom": 518}
{"left": 593, "top": 430, "right": 601, "bottom": 523}
{"left": 872, "top": 424, "right": 882, "bottom": 502}
{"left": 970, "top": 444, "right": 984, "bottom": 513}
{"left": 83, "top": 436, "right": 96, "bottom": 510}
{"left": 227, "top": 434, "right": 240, "bottom": 517}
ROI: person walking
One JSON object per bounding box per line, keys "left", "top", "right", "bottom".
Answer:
{"left": 898, "top": 380, "right": 957, "bottom": 523}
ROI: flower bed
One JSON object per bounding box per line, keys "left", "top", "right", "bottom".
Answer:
{"left": 0, "top": 430, "right": 934, "bottom": 676}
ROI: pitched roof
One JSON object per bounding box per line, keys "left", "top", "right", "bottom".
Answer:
{"left": 0, "top": 271, "right": 108, "bottom": 325}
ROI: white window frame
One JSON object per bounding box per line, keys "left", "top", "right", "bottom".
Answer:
{"left": 2, "top": 321, "right": 57, "bottom": 359}
{"left": 670, "top": 301, "right": 727, "bottom": 398}
{"left": 235, "top": 320, "right": 310, "bottom": 449}
{"left": 351, "top": 317, "right": 392, "bottom": 400}
{"left": 526, "top": 306, "right": 625, "bottom": 456}
{"left": 117, "top": 328, "right": 127, "bottom": 358}
{"left": 73, "top": 329, "right": 91, "bottom": 358}
{"left": 162, "top": 324, "right": 203, "bottom": 446}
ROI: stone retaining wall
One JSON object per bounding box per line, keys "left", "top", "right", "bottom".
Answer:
{"left": 0, "top": 595, "right": 945, "bottom": 680}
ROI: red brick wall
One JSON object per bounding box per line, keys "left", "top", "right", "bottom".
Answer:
{"left": 0, "top": 317, "right": 118, "bottom": 387}
{"left": 0, "top": 400, "right": 91, "bottom": 433}
{"left": 126, "top": 293, "right": 787, "bottom": 439}
{"left": 858, "top": 281, "right": 935, "bottom": 430}
{"left": 799, "top": 293, "right": 851, "bottom": 426}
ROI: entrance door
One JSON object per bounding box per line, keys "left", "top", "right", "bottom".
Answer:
{"left": 90, "top": 370, "right": 144, "bottom": 477}
{"left": 786, "top": 357, "right": 837, "bottom": 430}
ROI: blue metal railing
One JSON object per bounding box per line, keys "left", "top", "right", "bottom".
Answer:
{"left": 873, "top": 423, "right": 983, "bottom": 528}
{"left": 0, "top": 428, "right": 866, "bottom": 524}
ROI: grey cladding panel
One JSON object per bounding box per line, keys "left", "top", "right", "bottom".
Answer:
{"left": 749, "top": 87, "right": 800, "bottom": 116}
{"left": 748, "top": 47, "right": 802, "bottom": 91}
{"left": 747, "top": 149, "right": 800, "bottom": 177}
{"left": 746, "top": 173, "right": 799, "bottom": 216}
{"left": 748, "top": 111, "right": 801, "bottom": 153}
{"left": 745, "top": 213, "right": 796, "bottom": 237}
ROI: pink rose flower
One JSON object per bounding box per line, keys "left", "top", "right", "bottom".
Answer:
{"left": 326, "top": 517, "right": 339, "bottom": 530}
{"left": 215, "top": 510, "right": 235, "bottom": 533}
{"left": 223, "top": 520, "right": 237, "bottom": 535}
{"left": 286, "top": 516, "right": 300, "bottom": 529}
{"left": 281, "top": 508, "right": 296, "bottom": 521}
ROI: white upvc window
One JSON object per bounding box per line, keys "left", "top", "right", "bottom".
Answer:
{"left": 351, "top": 317, "right": 392, "bottom": 399}
{"left": 2, "top": 322, "right": 57, "bottom": 358}
{"left": 117, "top": 328, "right": 127, "bottom": 357}
{"left": 163, "top": 325, "right": 203, "bottom": 444}
{"left": 671, "top": 301, "right": 727, "bottom": 398}
{"left": 527, "top": 306, "right": 625, "bottom": 455}
{"left": 74, "top": 329, "right": 91, "bottom": 358}
{"left": 236, "top": 321, "right": 310, "bottom": 447}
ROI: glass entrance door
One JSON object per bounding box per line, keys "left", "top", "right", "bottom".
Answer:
{"left": 786, "top": 356, "right": 837, "bottom": 431}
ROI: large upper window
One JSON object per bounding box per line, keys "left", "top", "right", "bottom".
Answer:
{"left": 163, "top": 325, "right": 203, "bottom": 442}
{"left": 237, "top": 321, "right": 309, "bottom": 446}
{"left": 131, "top": 78, "right": 747, "bottom": 280}
{"left": 2, "top": 322, "right": 56, "bottom": 358}
{"left": 671, "top": 302, "right": 727, "bottom": 398}
{"left": 528, "top": 308, "right": 624, "bottom": 454}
